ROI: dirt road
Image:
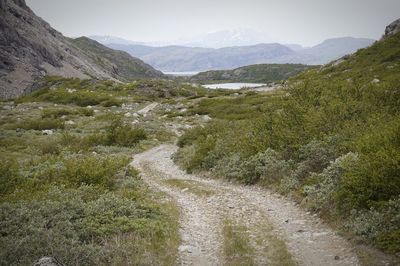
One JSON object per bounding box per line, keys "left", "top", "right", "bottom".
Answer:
{"left": 131, "top": 144, "right": 359, "bottom": 266}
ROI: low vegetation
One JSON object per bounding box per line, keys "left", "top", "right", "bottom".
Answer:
{"left": 222, "top": 220, "right": 255, "bottom": 265}
{"left": 175, "top": 31, "right": 400, "bottom": 256}
{"left": 0, "top": 77, "right": 217, "bottom": 265}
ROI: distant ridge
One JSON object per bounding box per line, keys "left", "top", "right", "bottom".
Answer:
{"left": 100, "top": 37, "right": 375, "bottom": 72}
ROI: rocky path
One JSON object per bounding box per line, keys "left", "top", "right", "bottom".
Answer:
{"left": 137, "top": 102, "right": 158, "bottom": 115}
{"left": 131, "top": 145, "right": 360, "bottom": 266}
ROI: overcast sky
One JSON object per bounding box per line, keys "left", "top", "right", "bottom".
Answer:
{"left": 26, "top": 0, "right": 400, "bottom": 46}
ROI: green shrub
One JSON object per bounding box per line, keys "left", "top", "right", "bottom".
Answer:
{"left": 41, "top": 108, "right": 94, "bottom": 119}
{"left": 0, "top": 158, "right": 21, "bottom": 196}
{"left": 15, "top": 118, "right": 64, "bottom": 130}
{"left": 35, "top": 137, "right": 62, "bottom": 155}
{"left": 106, "top": 119, "right": 147, "bottom": 147}
{"left": 41, "top": 108, "right": 72, "bottom": 119}
{"left": 17, "top": 87, "right": 120, "bottom": 107}
{"left": 212, "top": 149, "right": 291, "bottom": 185}
{"left": 19, "top": 153, "right": 129, "bottom": 191}
{"left": 345, "top": 197, "right": 400, "bottom": 253}
{"left": 101, "top": 99, "right": 122, "bottom": 107}
{"left": 212, "top": 154, "right": 243, "bottom": 180}
{"left": 302, "top": 152, "right": 358, "bottom": 211}
{"left": 338, "top": 119, "right": 400, "bottom": 211}
{"left": 0, "top": 185, "right": 175, "bottom": 265}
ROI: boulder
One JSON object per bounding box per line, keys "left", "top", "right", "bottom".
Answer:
{"left": 42, "top": 129, "right": 53, "bottom": 135}
{"left": 384, "top": 18, "right": 400, "bottom": 37}
{"left": 33, "top": 257, "right": 63, "bottom": 266}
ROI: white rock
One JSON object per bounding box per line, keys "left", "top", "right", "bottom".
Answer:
{"left": 202, "top": 115, "right": 211, "bottom": 121}
{"left": 42, "top": 129, "right": 53, "bottom": 135}
{"left": 65, "top": 120, "right": 75, "bottom": 125}
{"left": 371, "top": 78, "right": 380, "bottom": 84}
{"left": 124, "top": 112, "right": 132, "bottom": 117}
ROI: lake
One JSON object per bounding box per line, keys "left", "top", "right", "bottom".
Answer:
{"left": 202, "top": 83, "right": 266, "bottom": 90}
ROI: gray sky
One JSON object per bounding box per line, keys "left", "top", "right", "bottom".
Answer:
{"left": 26, "top": 0, "right": 400, "bottom": 46}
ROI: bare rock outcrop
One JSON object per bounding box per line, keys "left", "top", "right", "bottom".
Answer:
{"left": 33, "top": 257, "right": 64, "bottom": 266}
{"left": 384, "top": 18, "right": 400, "bottom": 37}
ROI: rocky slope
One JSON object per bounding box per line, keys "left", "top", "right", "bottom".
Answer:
{"left": 0, "top": 0, "right": 162, "bottom": 98}
{"left": 71, "top": 37, "right": 163, "bottom": 81}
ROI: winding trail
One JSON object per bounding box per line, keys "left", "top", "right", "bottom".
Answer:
{"left": 131, "top": 144, "right": 360, "bottom": 266}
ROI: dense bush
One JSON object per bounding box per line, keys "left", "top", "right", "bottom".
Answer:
{"left": 0, "top": 185, "right": 176, "bottom": 265}
{"left": 23, "top": 153, "right": 129, "bottom": 190}
{"left": 41, "top": 107, "right": 94, "bottom": 119}
{"left": 302, "top": 152, "right": 358, "bottom": 212}
{"left": 337, "top": 118, "right": 400, "bottom": 211}
{"left": 345, "top": 197, "right": 400, "bottom": 253}
{"left": 17, "top": 87, "right": 120, "bottom": 107}
{"left": 106, "top": 119, "right": 147, "bottom": 147}
{"left": 0, "top": 158, "right": 21, "bottom": 196}
{"left": 212, "top": 149, "right": 291, "bottom": 185}
{"left": 15, "top": 118, "right": 65, "bottom": 130}
{"left": 175, "top": 32, "right": 400, "bottom": 253}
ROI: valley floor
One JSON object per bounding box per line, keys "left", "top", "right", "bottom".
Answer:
{"left": 132, "top": 144, "right": 360, "bottom": 266}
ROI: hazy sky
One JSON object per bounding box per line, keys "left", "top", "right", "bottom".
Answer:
{"left": 26, "top": 0, "right": 400, "bottom": 46}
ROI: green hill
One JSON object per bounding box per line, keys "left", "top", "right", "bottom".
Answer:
{"left": 175, "top": 24, "right": 400, "bottom": 259}
{"left": 189, "top": 63, "right": 314, "bottom": 84}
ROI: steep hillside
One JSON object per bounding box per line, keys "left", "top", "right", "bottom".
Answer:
{"left": 189, "top": 63, "right": 314, "bottom": 84}
{"left": 174, "top": 19, "right": 400, "bottom": 260}
{"left": 71, "top": 37, "right": 163, "bottom": 81}
{"left": 0, "top": 0, "right": 162, "bottom": 98}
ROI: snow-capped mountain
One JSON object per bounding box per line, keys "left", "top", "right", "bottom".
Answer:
{"left": 179, "top": 29, "right": 275, "bottom": 48}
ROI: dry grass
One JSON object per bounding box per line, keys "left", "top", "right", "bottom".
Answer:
{"left": 222, "top": 220, "right": 255, "bottom": 266}
{"left": 164, "top": 178, "right": 215, "bottom": 196}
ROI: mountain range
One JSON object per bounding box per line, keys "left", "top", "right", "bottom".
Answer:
{"left": 99, "top": 37, "right": 375, "bottom": 72}
{"left": 0, "top": 0, "right": 163, "bottom": 98}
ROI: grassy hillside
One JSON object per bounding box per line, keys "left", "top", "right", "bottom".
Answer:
{"left": 174, "top": 31, "right": 400, "bottom": 259}
{"left": 189, "top": 63, "right": 314, "bottom": 84}
{"left": 71, "top": 37, "right": 164, "bottom": 81}
{"left": 0, "top": 77, "right": 237, "bottom": 265}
